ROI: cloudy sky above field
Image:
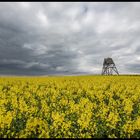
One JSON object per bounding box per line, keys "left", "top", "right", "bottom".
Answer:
{"left": 0, "top": 2, "right": 140, "bottom": 75}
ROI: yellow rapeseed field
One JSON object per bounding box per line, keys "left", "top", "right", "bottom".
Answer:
{"left": 0, "top": 75, "right": 140, "bottom": 138}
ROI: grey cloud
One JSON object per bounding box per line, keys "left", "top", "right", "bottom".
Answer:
{"left": 0, "top": 2, "right": 140, "bottom": 75}
{"left": 125, "top": 63, "right": 140, "bottom": 73}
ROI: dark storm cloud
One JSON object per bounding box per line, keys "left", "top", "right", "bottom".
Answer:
{"left": 125, "top": 63, "right": 140, "bottom": 73}
{"left": 0, "top": 2, "right": 140, "bottom": 75}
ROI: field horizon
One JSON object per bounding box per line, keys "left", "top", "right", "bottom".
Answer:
{"left": 0, "top": 74, "right": 140, "bottom": 77}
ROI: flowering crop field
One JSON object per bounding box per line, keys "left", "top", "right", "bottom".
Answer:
{"left": 0, "top": 75, "right": 140, "bottom": 138}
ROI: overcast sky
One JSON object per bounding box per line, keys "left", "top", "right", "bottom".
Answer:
{"left": 0, "top": 2, "right": 140, "bottom": 75}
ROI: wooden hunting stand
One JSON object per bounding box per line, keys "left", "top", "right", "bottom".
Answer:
{"left": 102, "top": 57, "right": 119, "bottom": 75}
